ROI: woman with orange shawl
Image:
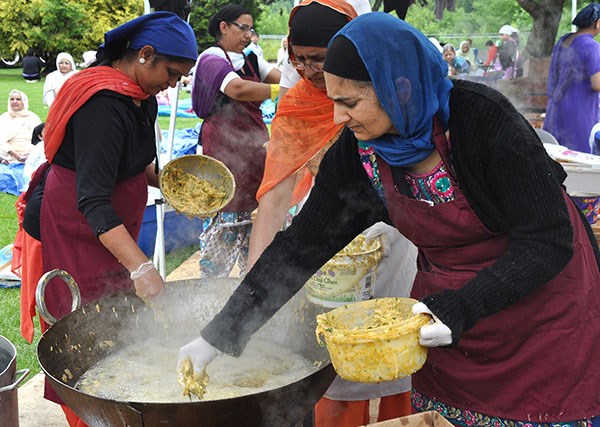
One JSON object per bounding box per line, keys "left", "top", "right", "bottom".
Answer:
{"left": 245, "top": 1, "right": 413, "bottom": 425}
{"left": 11, "top": 12, "right": 197, "bottom": 427}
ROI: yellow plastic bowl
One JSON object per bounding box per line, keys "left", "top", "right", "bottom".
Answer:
{"left": 159, "top": 154, "right": 235, "bottom": 218}
{"left": 316, "top": 298, "right": 430, "bottom": 383}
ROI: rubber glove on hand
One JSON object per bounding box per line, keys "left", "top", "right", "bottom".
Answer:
{"left": 177, "top": 335, "right": 219, "bottom": 377}
{"left": 130, "top": 260, "right": 164, "bottom": 303}
{"left": 412, "top": 301, "right": 452, "bottom": 347}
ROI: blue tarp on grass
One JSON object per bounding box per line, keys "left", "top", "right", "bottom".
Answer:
{"left": 0, "top": 163, "right": 28, "bottom": 196}
{"left": 160, "top": 123, "right": 201, "bottom": 158}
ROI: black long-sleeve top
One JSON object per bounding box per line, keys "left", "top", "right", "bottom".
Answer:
{"left": 22, "top": 55, "right": 43, "bottom": 77}
{"left": 23, "top": 90, "right": 157, "bottom": 239}
{"left": 202, "top": 79, "right": 600, "bottom": 356}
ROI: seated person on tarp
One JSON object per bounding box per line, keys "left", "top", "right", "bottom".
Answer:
{"left": 442, "top": 43, "right": 470, "bottom": 76}
{"left": 42, "top": 52, "right": 78, "bottom": 107}
{"left": 0, "top": 90, "right": 42, "bottom": 164}
{"left": 22, "top": 49, "right": 43, "bottom": 82}
{"left": 457, "top": 40, "right": 477, "bottom": 72}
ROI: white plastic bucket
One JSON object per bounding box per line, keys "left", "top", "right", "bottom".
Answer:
{"left": 305, "top": 235, "right": 382, "bottom": 308}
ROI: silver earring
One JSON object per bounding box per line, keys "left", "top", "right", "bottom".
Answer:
{"left": 139, "top": 57, "right": 146, "bottom": 64}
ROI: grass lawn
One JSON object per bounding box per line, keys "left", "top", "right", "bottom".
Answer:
{"left": 0, "top": 68, "right": 200, "bottom": 383}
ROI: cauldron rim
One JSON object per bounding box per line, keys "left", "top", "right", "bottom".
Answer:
{"left": 36, "top": 277, "right": 336, "bottom": 426}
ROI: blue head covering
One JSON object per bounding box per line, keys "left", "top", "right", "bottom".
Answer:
{"left": 325, "top": 13, "right": 452, "bottom": 167}
{"left": 573, "top": 3, "right": 600, "bottom": 28}
{"left": 100, "top": 11, "right": 198, "bottom": 61}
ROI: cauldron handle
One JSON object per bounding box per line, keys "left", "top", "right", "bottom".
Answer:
{"left": 36, "top": 269, "right": 82, "bottom": 326}
{"left": 0, "top": 369, "right": 30, "bottom": 393}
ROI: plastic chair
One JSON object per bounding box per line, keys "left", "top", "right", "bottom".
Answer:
{"left": 535, "top": 128, "right": 559, "bottom": 145}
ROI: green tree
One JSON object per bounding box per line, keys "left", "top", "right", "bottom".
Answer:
{"left": 0, "top": 0, "right": 44, "bottom": 62}
{"left": 75, "top": 0, "right": 144, "bottom": 51}
{"left": 189, "top": 1, "right": 262, "bottom": 52}
{"left": 30, "top": 0, "right": 91, "bottom": 57}
{"left": 517, "top": 0, "right": 565, "bottom": 57}
{"left": 0, "top": 0, "right": 142, "bottom": 64}
{"left": 404, "top": 0, "right": 575, "bottom": 57}
{"left": 256, "top": 0, "right": 293, "bottom": 35}
{"left": 470, "top": 0, "right": 532, "bottom": 33}
{"left": 406, "top": 4, "right": 472, "bottom": 36}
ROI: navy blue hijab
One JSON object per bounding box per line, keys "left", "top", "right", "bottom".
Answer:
{"left": 100, "top": 11, "right": 198, "bottom": 62}
{"left": 324, "top": 13, "right": 452, "bottom": 167}
{"left": 573, "top": 3, "right": 600, "bottom": 28}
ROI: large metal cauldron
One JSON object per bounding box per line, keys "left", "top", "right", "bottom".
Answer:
{"left": 36, "top": 274, "right": 335, "bottom": 427}
{"left": 0, "top": 335, "right": 30, "bottom": 427}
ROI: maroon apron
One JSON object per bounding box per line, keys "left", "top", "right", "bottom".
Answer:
{"left": 40, "top": 164, "right": 147, "bottom": 403}
{"left": 378, "top": 125, "right": 600, "bottom": 421}
{"left": 201, "top": 51, "right": 268, "bottom": 213}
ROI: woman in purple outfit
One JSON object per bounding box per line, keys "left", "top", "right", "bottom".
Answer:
{"left": 544, "top": 3, "right": 600, "bottom": 153}
{"left": 192, "top": 4, "right": 280, "bottom": 278}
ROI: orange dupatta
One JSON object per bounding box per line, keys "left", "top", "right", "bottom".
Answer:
{"left": 256, "top": 0, "right": 357, "bottom": 206}
{"left": 44, "top": 66, "right": 149, "bottom": 163}
{"left": 12, "top": 188, "right": 43, "bottom": 343}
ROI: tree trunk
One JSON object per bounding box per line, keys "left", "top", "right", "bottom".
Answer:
{"left": 517, "top": 0, "right": 566, "bottom": 58}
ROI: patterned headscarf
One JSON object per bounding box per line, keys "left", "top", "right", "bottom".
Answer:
{"left": 324, "top": 13, "right": 452, "bottom": 167}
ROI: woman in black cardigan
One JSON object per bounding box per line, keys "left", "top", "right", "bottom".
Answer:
{"left": 181, "top": 13, "right": 600, "bottom": 426}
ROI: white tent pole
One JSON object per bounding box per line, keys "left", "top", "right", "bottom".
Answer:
{"left": 151, "top": 0, "right": 194, "bottom": 279}
{"left": 153, "top": 119, "right": 167, "bottom": 278}
{"left": 153, "top": 202, "right": 166, "bottom": 277}
{"left": 153, "top": 81, "right": 182, "bottom": 279}
{"left": 144, "top": 0, "right": 168, "bottom": 278}
{"left": 572, "top": 0, "right": 577, "bottom": 33}
{"left": 165, "top": 82, "right": 181, "bottom": 163}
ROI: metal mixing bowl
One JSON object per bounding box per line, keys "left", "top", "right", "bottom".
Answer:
{"left": 159, "top": 154, "right": 235, "bottom": 218}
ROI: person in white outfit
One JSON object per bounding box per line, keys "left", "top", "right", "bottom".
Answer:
{"left": 42, "top": 52, "right": 78, "bottom": 107}
{"left": 0, "top": 90, "right": 42, "bottom": 164}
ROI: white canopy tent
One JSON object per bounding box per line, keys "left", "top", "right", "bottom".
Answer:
{"left": 572, "top": 0, "right": 578, "bottom": 33}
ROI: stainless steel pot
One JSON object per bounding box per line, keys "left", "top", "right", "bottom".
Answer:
{"left": 0, "top": 335, "right": 30, "bottom": 427}
{"left": 36, "top": 271, "right": 335, "bottom": 427}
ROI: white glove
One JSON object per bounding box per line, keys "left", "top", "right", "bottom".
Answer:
{"left": 177, "top": 335, "right": 219, "bottom": 376}
{"left": 412, "top": 301, "right": 452, "bottom": 347}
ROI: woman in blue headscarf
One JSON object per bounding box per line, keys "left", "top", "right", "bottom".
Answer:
{"left": 179, "top": 13, "right": 600, "bottom": 426}
{"left": 544, "top": 3, "right": 600, "bottom": 153}
{"left": 15, "top": 12, "right": 197, "bottom": 427}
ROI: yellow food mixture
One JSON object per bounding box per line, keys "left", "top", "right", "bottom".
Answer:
{"left": 315, "top": 298, "right": 430, "bottom": 382}
{"left": 161, "top": 167, "right": 227, "bottom": 215}
{"left": 178, "top": 357, "right": 209, "bottom": 400}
